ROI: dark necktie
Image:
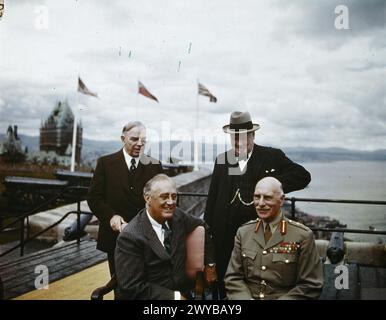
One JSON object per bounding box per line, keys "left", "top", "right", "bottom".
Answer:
{"left": 130, "top": 158, "right": 136, "bottom": 174}
{"left": 264, "top": 223, "right": 272, "bottom": 243}
{"left": 162, "top": 222, "right": 172, "bottom": 254}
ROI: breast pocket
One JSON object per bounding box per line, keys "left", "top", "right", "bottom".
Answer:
{"left": 272, "top": 253, "right": 298, "bottom": 286}
{"left": 241, "top": 250, "right": 259, "bottom": 279}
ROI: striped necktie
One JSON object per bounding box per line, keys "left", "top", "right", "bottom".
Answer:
{"left": 162, "top": 222, "right": 172, "bottom": 254}
{"left": 130, "top": 158, "right": 136, "bottom": 174}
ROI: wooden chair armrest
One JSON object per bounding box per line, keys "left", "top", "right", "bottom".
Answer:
{"left": 90, "top": 275, "right": 117, "bottom": 300}
{"left": 0, "top": 276, "right": 4, "bottom": 300}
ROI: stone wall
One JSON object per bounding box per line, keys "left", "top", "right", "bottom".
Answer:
{"left": 28, "top": 168, "right": 212, "bottom": 242}
{"left": 173, "top": 168, "right": 212, "bottom": 218}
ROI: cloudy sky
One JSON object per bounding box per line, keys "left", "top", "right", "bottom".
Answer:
{"left": 0, "top": 0, "right": 385, "bottom": 150}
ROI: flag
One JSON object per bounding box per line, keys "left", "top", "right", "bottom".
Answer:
{"left": 138, "top": 81, "right": 158, "bottom": 102}
{"left": 198, "top": 82, "right": 217, "bottom": 103}
{"left": 78, "top": 77, "right": 98, "bottom": 98}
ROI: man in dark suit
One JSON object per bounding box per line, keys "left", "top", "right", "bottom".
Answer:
{"left": 87, "top": 121, "right": 163, "bottom": 277}
{"left": 115, "top": 174, "right": 217, "bottom": 300}
{"left": 204, "top": 111, "right": 311, "bottom": 298}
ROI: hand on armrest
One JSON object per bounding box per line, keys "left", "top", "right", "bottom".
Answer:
{"left": 204, "top": 264, "right": 218, "bottom": 285}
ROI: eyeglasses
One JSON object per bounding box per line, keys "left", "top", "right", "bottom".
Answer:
{"left": 123, "top": 135, "right": 147, "bottom": 144}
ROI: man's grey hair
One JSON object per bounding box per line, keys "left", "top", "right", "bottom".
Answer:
{"left": 143, "top": 174, "right": 176, "bottom": 196}
{"left": 121, "top": 121, "right": 145, "bottom": 134}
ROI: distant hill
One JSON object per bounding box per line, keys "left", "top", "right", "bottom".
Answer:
{"left": 283, "top": 147, "right": 386, "bottom": 162}
{"left": 1, "top": 134, "right": 385, "bottom": 166}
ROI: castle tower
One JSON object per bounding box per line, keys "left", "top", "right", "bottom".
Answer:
{"left": 40, "top": 100, "right": 82, "bottom": 163}
{"left": 0, "top": 125, "right": 25, "bottom": 162}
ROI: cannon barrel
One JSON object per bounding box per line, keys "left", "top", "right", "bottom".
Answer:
{"left": 327, "top": 232, "right": 345, "bottom": 264}
{"left": 63, "top": 213, "right": 93, "bottom": 241}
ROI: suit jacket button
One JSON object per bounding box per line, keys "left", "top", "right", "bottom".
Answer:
{"left": 261, "top": 266, "right": 266, "bottom": 271}
{"left": 129, "top": 186, "right": 134, "bottom": 190}
{"left": 262, "top": 250, "right": 267, "bottom": 255}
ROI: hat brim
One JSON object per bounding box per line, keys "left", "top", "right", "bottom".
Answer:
{"left": 222, "top": 124, "right": 260, "bottom": 134}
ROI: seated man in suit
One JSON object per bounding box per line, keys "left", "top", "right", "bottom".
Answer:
{"left": 115, "top": 174, "right": 217, "bottom": 300}
{"left": 225, "top": 177, "right": 323, "bottom": 300}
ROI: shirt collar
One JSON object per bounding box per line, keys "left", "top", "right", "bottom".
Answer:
{"left": 122, "top": 148, "right": 139, "bottom": 165}
{"left": 146, "top": 209, "right": 162, "bottom": 230}
{"left": 237, "top": 149, "right": 253, "bottom": 163}
{"left": 262, "top": 211, "right": 283, "bottom": 231}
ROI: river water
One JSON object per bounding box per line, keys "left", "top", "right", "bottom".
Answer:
{"left": 290, "top": 161, "right": 386, "bottom": 243}
{"left": 202, "top": 160, "right": 386, "bottom": 242}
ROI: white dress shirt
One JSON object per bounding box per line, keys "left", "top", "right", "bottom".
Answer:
{"left": 146, "top": 209, "right": 167, "bottom": 247}
{"left": 238, "top": 149, "right": 253, "bottom": 172}
{"left": 146, "top": 210, "right": 180, "bottom": 299}
{"left": 122, "top": 148, "right": 139, "bottom": 171}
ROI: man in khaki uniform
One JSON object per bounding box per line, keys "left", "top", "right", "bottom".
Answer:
{"left": 224, "top": 177, "right": 323, "bottom": 300}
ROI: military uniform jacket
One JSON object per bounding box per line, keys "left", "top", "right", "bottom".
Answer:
{"left": 224, "top": 214, "right": 323, "bottom": 300}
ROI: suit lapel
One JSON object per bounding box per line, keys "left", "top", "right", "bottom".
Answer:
{"left": 134, "top": 154, "right": 148, "bottom": 180}
{"left": 112, "top": 149, "right": 130, "bottom": 191}
{"left": 169, "top": 212, "right": 182, "bottom": 257}
{"left": 141, "top": 210, "right": 171, "bottom": 261}
{"left": 225, "top": 144, "right": 266, "bottom": 177}
{"left": 225, "top": 150, "right": 240, "bottom": 196}
{"left": 250, "top": 144, "right": 265, "bottom": 177}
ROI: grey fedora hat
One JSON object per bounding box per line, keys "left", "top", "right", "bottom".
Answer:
{"left": 222, "top": 111, "right": 260, "bottom": 134}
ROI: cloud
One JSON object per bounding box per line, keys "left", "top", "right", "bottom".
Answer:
{"left": 272, "top": 0, "right": 385, "bottom": 50}
{"left": 0, "top": 0, "right": 385, "bottom": 151}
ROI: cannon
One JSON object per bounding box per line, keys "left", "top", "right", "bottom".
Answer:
{"left": 63, "top": 213, "right": 93, "bottom": 241}
{"left": 327, "top": 232, "right": 345, "bottom": 264}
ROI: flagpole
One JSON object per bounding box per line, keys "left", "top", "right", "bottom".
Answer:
{"left": 136, "top": 78, "right": 139, "bottom": 119}
{"left": 70, "top": 92, "right": 79, "bottom": 172}
{"left": 194, "top": 78, "right": 199, "bottom": 171}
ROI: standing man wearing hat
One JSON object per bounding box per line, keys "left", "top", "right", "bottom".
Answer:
{"left": 204, "top": 111, "right": 311, "bottom": 298}
{"left": 87, "top": 121, "right": 163, "bottom": 278}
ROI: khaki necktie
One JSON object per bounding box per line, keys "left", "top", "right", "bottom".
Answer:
{"left": 264, "top": 223, "right": 272, "bottom": 243}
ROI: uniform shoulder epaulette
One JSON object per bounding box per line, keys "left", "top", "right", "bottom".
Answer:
{"left": 287, "top": 219, "right": 310, "bottom": 231}
{"left": 241, "top": 218, "right": 260, "bottom": 227}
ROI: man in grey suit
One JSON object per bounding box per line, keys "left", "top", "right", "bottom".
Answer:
{"left": 115, "top": 174, "right": 217, "bottom": 300}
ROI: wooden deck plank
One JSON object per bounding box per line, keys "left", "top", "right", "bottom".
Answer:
{"left": 13, "top": 261, "right": 113, "bottom": 300}
{"left": 3, "top": 251, "right": 107, "bottom": 298}
{"left": 2, "top": 243, "right": 103, "bottom": 282}
{"left": 1, "top": 239, "right": 107, "bottom": 299}
{"left": 0, "top": 240, "right": 96, "bottom": 271}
